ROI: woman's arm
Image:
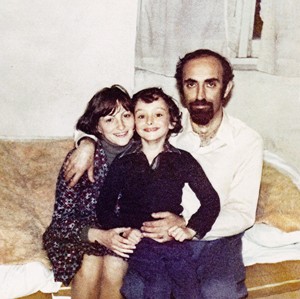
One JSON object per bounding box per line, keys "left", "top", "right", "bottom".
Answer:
{"left": 44, "top": 151, "right": 95, "bottom": 243}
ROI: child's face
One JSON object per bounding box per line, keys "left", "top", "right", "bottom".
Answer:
{"left": 97, "top": 103, "right": 134, "bottom": 146}
{"left": 134, "top": 97, "right": 174, "bottom": 143}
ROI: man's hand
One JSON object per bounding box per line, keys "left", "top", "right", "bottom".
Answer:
{"left": 141, "top": 212, "right": 186, "bottom": 243}
{"left": 64, "top": 138, "right": 96, "bottom": 187}
{"left": 89, "top": 227, "right": 136, "bottom": 258}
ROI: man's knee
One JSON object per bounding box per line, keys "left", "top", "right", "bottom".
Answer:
{"left": 200, "top": 278, "right": 247, "bottom": 299}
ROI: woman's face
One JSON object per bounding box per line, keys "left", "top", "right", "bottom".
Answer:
{"left": 97, "top": 103, "right": 134, "bottom": 146}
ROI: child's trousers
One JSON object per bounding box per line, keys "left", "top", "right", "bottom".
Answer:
{"left": 121, "top": 238, "right": 199, "bottom": 299}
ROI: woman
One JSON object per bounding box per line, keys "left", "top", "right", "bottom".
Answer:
{"left": 43, "top": 85, "right": 136, "bottom": 299}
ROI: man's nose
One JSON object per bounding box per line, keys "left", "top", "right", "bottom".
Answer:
{"left": 197, "top": 85, "right": 205, "bottom": 100}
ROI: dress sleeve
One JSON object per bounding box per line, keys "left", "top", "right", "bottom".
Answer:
{"left": 43, "top": 150, "right": 97, "bottom": 244}
{"left": 183, "top": 152, "right": 221, "bottom": 239}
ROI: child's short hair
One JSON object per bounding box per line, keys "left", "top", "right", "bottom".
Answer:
{"left": 132, "top": 87, "right": 182, "bottom": 137}
{"left": 76, "top": 84, "right": 132, "bottom": 139}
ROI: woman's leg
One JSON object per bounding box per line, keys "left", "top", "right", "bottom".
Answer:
{"left": 71, "top": 254, "right": 104, "bottom": 299}
{"left": 100, "top": 255, "right": 128, "bottom": 299}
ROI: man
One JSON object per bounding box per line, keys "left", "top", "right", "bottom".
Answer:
{"left": 65, "top": 49, "right": 263, "bottom": 298}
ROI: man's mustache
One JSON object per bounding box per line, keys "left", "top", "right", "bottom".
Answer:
{"left": 189, "top": 99, "right": 213, "bottom": 109}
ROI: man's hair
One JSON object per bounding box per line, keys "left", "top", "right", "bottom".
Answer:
{"left": 132, "top": 87, "right": 182, "bottom": 137}
{"left": 175, "top": 49, "right": 234, "bottom": 98}
{"left": 76, "top": 84, "right": 132, "bottom": 139}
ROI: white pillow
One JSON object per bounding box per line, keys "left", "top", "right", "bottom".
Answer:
{"left": 0, "top": 262, "right": 61, "bottom": 299}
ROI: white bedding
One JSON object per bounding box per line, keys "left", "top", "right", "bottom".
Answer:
{"left": 242, "top": 150, "right": 300, "bottom": 266}
{"left": 0, "top": 262, "right": 61, "bottom": 299}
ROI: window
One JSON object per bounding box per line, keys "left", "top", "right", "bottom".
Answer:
{"left": 231, "top": 0, "right": 263, "bottom": 70}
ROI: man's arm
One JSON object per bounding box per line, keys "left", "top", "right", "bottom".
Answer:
{"left": 64, "top": 134, "right": 97, "bottom": 187}
{"left": 203, "top": 136, "right": 263, "bottom": 240}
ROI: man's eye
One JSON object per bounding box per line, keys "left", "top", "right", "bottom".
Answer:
{"left": 186, "top": 82, "right": 196, "bottom": 88}
{"left": 207, "top": 82, "right": 216, "bottom": 88}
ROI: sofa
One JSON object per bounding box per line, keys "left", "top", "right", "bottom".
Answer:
{"left": 0, "top": 138, "right": 300, "bottom": 298}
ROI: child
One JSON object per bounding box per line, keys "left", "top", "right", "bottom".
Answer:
{"left": 96, "top": 87, "right": 220, "bottom": 299}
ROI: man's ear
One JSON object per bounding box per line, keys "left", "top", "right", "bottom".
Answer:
{"left": 224, "top": 80, "right": 233, "bottom": 99}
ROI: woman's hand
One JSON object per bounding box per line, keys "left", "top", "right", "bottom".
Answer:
{"left": 64, "top": 138, "right": 96, "bottom": 187}
{"left": 89, "top": 227, "right": 136, "bottom": 258}
{"left": 141, "top": 212, "right": 186, "bottom": 243}
{"left": 168, "top": 226, "right": 196, "bottom": 242}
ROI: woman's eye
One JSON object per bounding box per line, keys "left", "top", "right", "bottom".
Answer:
{"left": 105, "top": 118, "right": 113, "bottom": 123}
{"left": 124, "top": 113, "right": 132, "bottom": 118}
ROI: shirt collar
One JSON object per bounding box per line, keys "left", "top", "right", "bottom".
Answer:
{"left": 118, "top": 139, "right": 181, "bottom": 159}
{"left": 174, "top": 108, "right": 235, "bottom": 151}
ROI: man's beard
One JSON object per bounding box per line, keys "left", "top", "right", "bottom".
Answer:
{"left": 188, "top": 99, "right": 214, "bottom": 126}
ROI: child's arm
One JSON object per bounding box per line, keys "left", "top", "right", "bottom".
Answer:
{"left": 184, "top": 152, "right": 221, "bottom": 239}
{"left": 96, "top": 158, "right": 125, "bottom": 228}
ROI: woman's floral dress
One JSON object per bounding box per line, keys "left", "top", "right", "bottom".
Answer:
{"left": 43, "top": 141, "right": 112, "bottom": 285}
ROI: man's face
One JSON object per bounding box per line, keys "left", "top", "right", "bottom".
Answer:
{"left": 182, "top": 56, "right": 231, "bottom": 126}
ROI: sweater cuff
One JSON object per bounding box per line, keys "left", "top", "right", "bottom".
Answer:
{"left": 80, "top": 226, "right": 90, "bottom": 242}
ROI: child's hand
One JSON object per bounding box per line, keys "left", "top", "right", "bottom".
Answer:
{"left": 122, "top": 228, "right": 143, "bottom": 245}
{"left": 168, "top": 226, "right": 196, "bottom": 242}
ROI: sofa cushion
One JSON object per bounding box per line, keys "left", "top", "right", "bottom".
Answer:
{"left": 256, "top": 162, "right": 300, "bottom": 232}
{"left": 0, "top": 139, "right": 73, "bottom": 267}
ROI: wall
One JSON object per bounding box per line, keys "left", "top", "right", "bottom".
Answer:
{"left": 0, "top": 0, "right": 138, "bottom": 137}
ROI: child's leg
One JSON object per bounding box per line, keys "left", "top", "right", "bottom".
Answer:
{"left": 164, "top": 241, "right": 200, "bottom": 299}
{"left": 71, "top": 254, "right": 104, "bottom": 299}
{"left": 121, "top": 238, "right": 171, "bottom": 299}
{"left": 100, "top": 255, "right": 128, "bottom": 299}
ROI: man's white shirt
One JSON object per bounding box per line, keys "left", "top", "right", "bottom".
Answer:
{"left": 171, "top": 108, "right": 263, "bottom": 240}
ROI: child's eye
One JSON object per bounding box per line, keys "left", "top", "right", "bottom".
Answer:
{"left": 137, "top": 114, "right": 145, "bottom": 119}
{"left": 156, "top": 113, "right": 163, "bottom": 117}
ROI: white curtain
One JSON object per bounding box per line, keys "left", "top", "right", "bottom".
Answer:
{"left": 257, "top": 0, "right": 300, "bottom": 77}
{"left": 135, "top": 0, "right": 229, "bottom": 76}
{"left": 135, "top": 0, "right": 300, "bottom": 78}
